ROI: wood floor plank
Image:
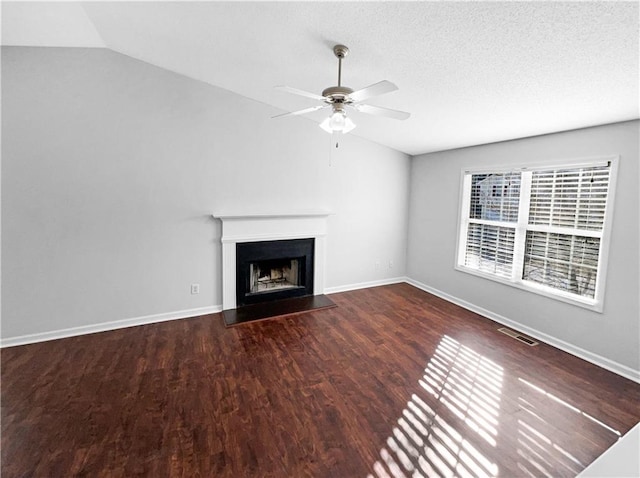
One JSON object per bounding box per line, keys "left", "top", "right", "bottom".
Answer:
{"left": 2, "top": 283, "right": 639, "bottom": 477}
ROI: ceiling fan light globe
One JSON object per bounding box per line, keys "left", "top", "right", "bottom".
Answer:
{"left": 319, "top": 117, "right": 333, "bottom": 134}
{"left": 343, "top": 117, "right": 356, "bottom": 133}
{"left": 319, "top": 110, "right": 356, "bottom": 135}
{"left": 329, "top": 111, "right": 346, "bottom": 131}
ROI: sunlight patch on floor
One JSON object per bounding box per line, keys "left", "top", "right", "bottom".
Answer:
{"left": 515, "top": 376, "right": 621, "bottom": 477}
{"left": 368, "top": 335, "right": 503, "bottom": 478}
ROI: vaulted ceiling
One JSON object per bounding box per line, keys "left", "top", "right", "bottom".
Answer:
{"left": 3, "top": 1, "right": 638, "bottom": 155}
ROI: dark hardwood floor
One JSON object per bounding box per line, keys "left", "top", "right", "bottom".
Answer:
{"left": 2, "top": 283, "right": 639, "bottom": 477}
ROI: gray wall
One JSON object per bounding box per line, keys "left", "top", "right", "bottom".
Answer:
{"left": 407, "top": 121, "right": 639, "bottom": 373}
{"left": 4, "top": 46, "right": 636, "bottom": 379}
{"left": 1, "top": 47, "right": 410, "bottom": 340}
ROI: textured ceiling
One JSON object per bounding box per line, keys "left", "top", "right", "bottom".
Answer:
{"left": 3, "top": 1, "right": 638, "bottom": 155}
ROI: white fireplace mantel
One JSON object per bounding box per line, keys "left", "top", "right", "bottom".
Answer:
{"left": 213, "top": 212, "right": 331, "bottom": 310}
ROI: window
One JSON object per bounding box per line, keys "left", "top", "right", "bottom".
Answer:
{"left": 456, "top": 157, "right": 617, "bottom": 311}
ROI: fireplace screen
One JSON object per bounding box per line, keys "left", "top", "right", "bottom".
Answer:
{"left": 249, "top": 258, "right": 302, "bottom": 294}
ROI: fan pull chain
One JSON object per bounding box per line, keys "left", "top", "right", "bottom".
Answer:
{"left": 329, "top": 132, "right": 340, "bottom": 166}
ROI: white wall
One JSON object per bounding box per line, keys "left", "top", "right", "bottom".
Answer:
{"left": 1, "top": 47, "right": 410, "bottom": 341}
{"left": 407, "top": 121, "right": 639, "bottom": 376}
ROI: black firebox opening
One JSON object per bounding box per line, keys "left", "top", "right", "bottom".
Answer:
{"left": 236, "top": 238, "right": 314, "bottom": 307}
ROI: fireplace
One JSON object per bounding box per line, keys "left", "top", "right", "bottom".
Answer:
{"left": 214, "top": 212, "right": 330, "bottom": 311}
{"left": 236, "top": 238, "right": 314, "bottom": 306}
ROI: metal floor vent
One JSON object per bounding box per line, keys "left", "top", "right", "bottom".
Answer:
{"left": 498, "top": 327, "right": 539, "bottom": 346}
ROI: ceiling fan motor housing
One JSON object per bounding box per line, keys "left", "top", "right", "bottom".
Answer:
{"left": 322, "top": 86, "right": 354, "bottom": 103}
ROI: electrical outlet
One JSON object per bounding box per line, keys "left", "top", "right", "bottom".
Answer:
{"left": 191, "top": 283, "right": 200, "bottom": 295}
{"left": 389, "top": 260, "right": 394, "bottom": 269}
{"left": 375, "top": 261, "right": 380, "bottom": 270}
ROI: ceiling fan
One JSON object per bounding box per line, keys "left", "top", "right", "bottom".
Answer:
{"left": 273, "top": 44, "right": 410, "bottom": 134}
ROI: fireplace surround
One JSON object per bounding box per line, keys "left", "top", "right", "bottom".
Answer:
{"left": 214, "top": 212, "right": 330, "bottom": 310}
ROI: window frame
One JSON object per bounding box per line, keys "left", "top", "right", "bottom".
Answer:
{"left": 455, "top": 156, "right": 619, "bottom": 313}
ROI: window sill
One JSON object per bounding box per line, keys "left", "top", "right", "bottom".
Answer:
{"left": 454, "top": 265, "right": 603, "bottom": 313}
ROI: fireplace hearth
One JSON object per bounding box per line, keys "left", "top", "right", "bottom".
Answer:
{"left": 236, "top": 238, "right": 314, "bottom": 307}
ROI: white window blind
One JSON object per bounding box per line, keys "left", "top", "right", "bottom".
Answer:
{"left": 465, "top": 224, "right": 516, "bottom": 278}
{"left": 461, "top": 172, "right": 521, "bottom": 280}
{"left": 457, "top": 158, "right": 616, "bottom": 311}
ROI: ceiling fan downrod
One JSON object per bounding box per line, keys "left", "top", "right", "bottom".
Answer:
{"left": 334, "top": 44, "right": 349, "bottom": 87}
{"left": 322, "top": 45, "right": 353, "bottom": 102}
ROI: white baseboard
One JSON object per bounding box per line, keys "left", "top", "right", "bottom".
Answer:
{"left": 3, "top": 278, "right": 638, "bottom": 385}
{"left": 0, "top": 305, "right": 223, "bottom": 348}
{"left": 1, "top": 277, "right": 405, "bottom": 347}
{"left": 405, "top": 278, "right": 640, "bottom": 384}
{"left": 324, "top": 277, "right": 407, "bottom": 295}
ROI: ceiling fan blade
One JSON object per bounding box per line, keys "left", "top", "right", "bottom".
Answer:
{"left": 275, "top": 85, "right": 326, "bottom": 101}
{"left": 349, "top": 80, "right": 398, "bottom": 103}
{"left": 272, "top": 105, "right": 327, "bottom": 119}
{"left": 352, "top": 103, "right": 411, "bottom": 120}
